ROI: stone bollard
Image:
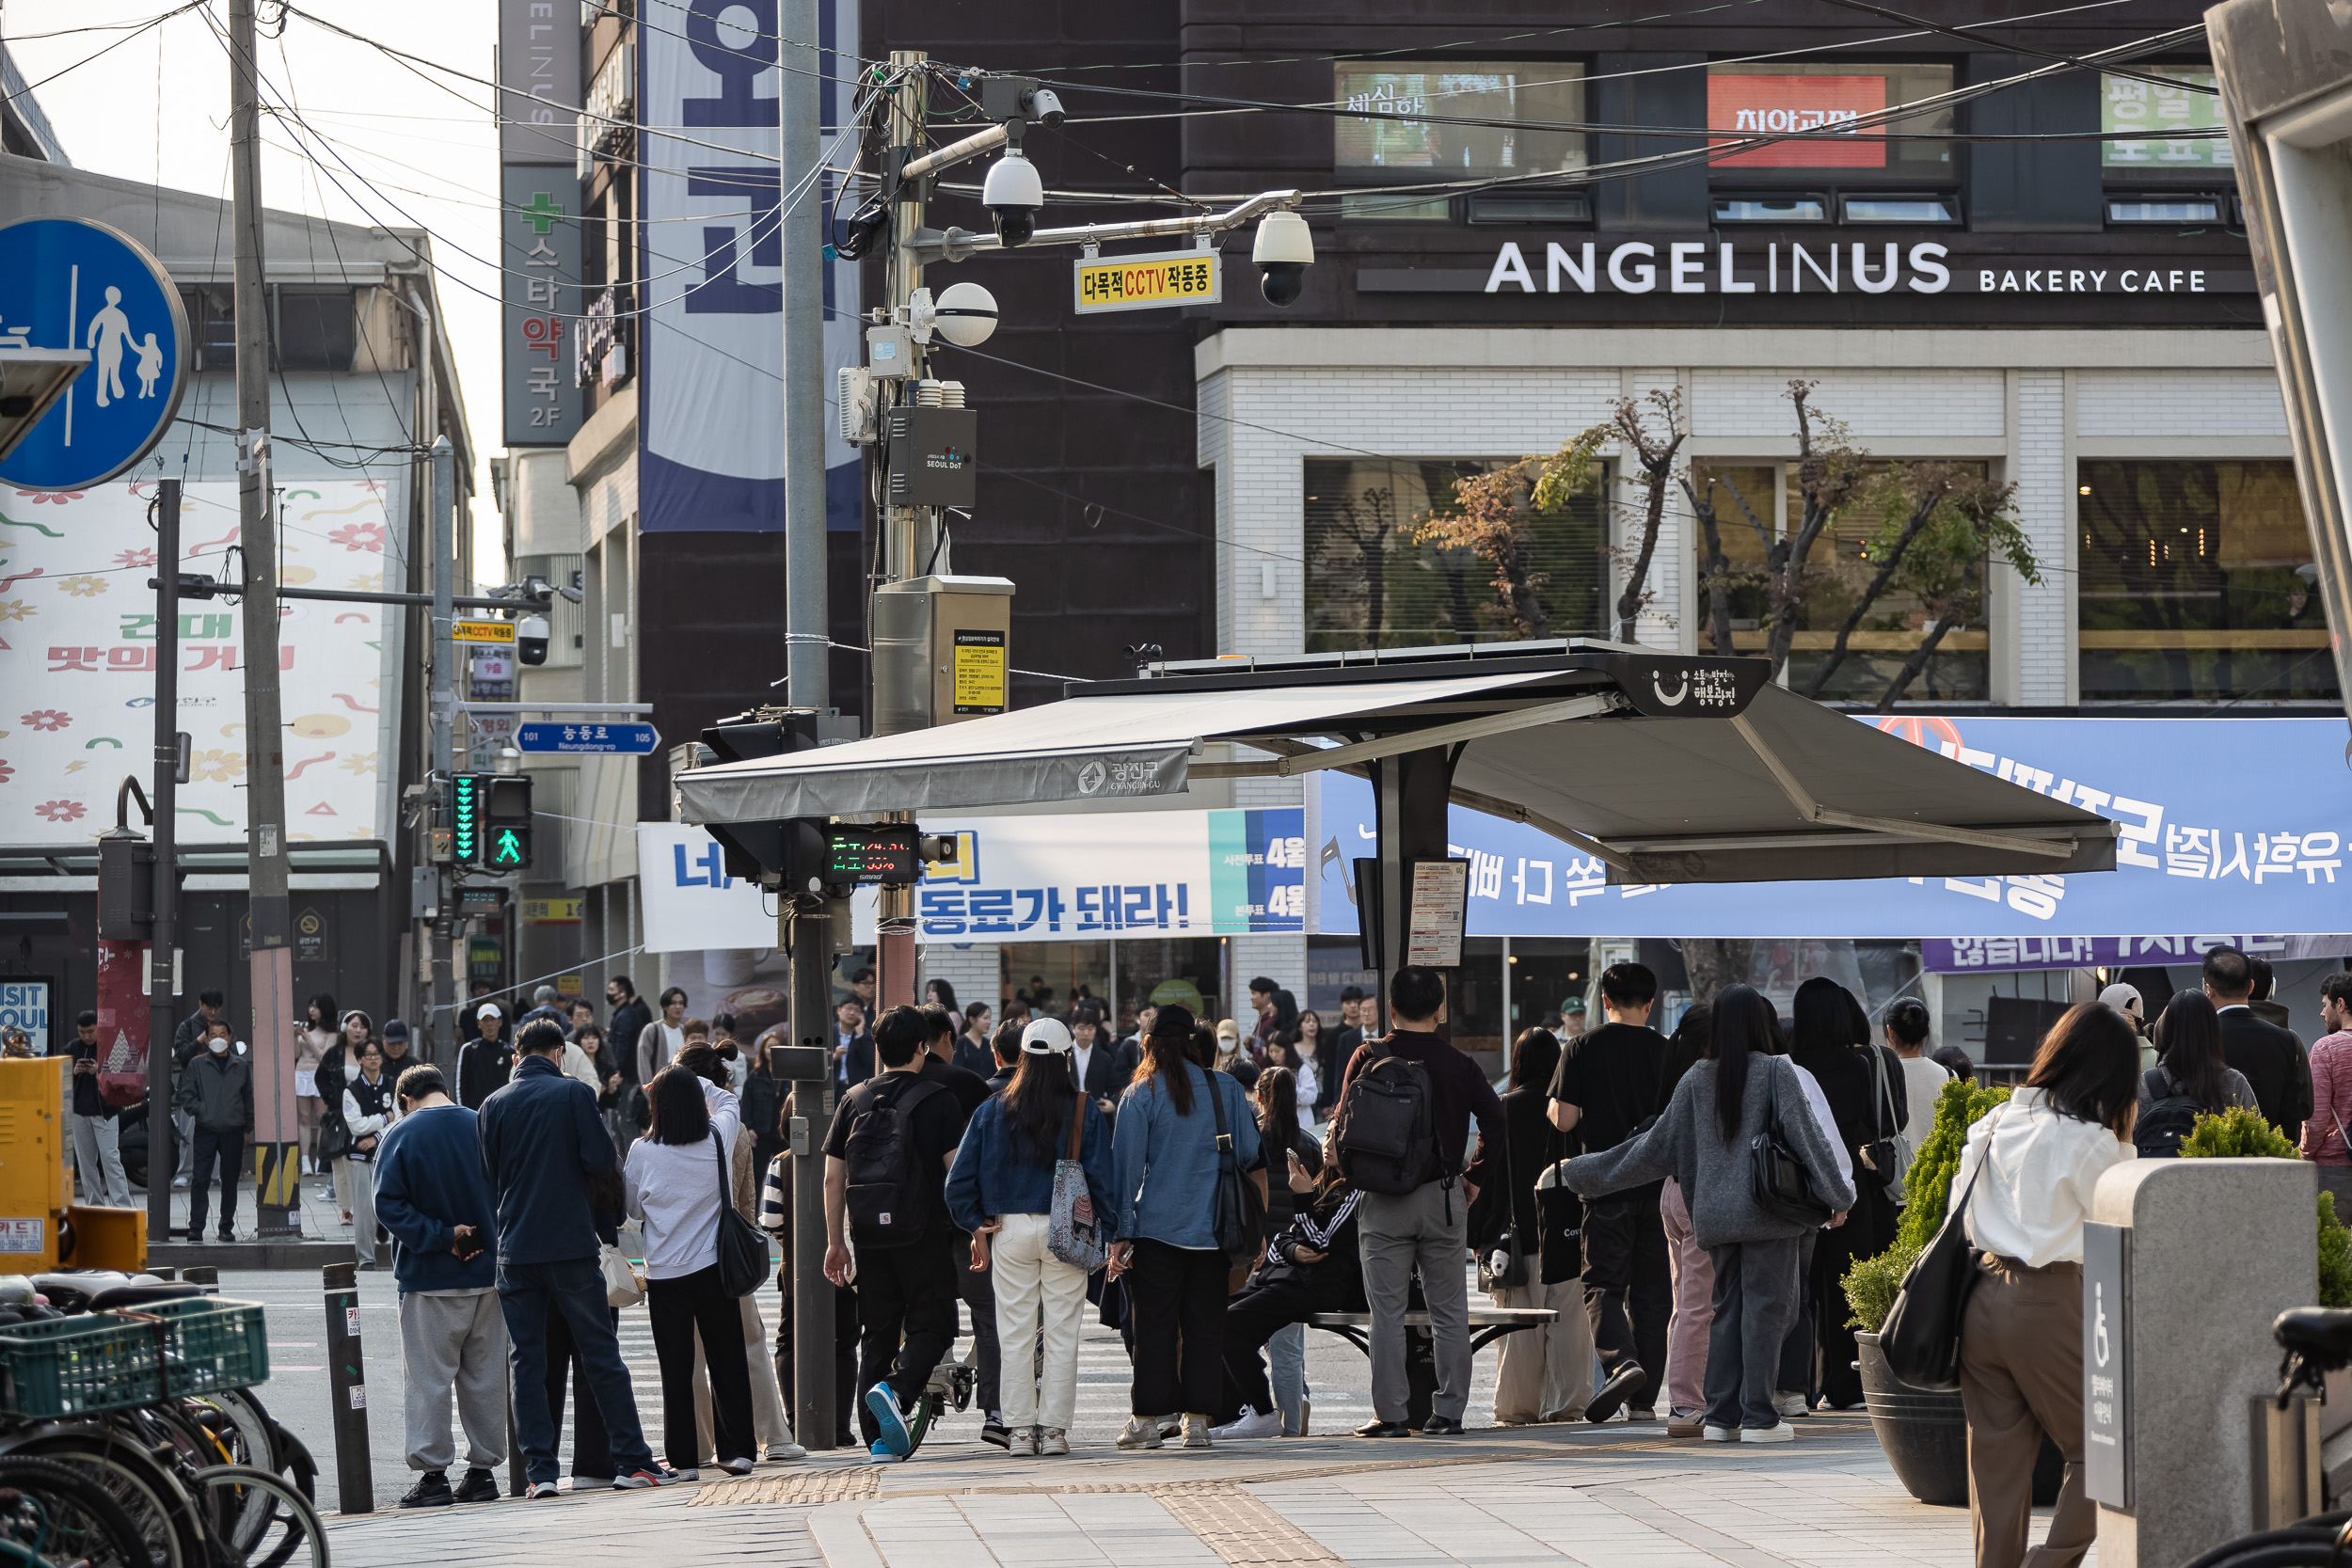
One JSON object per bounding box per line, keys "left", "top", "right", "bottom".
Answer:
{"left": 2088, "top": 1157, "right": 2314, "bottom": 1566}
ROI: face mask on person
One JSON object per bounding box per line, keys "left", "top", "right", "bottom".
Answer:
{"left": 208, "top": 1037, "right": 230, "bottom": 1055}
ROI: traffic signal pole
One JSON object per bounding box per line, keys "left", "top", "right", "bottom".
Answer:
{"left": 430, "top": 437, "right": 456, "bottom": 1065}
{"left": 147, "top": 480, "right": 182, "bottom": 1246}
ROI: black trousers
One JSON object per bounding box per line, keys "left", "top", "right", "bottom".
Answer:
{"left": 954, "top": 1228, "right": 1000, "bottom": 1416}
{"left": 773, "top": 1282, "right": 860, "bottom": 1446}
{"left": 1129, "top": 1240, "right": 1227, "bottom": 1418}
{"left": 854, "top": 1228, "right": 959, "bottom": 1443}
{"left": 187, "top": 1129, "right": 244, "bottom": 1237}
{"left": 546, "top": 1297, "right": 617, "bottom": 1480}
{"left": 1216, "top": 1278, "right": 1340, "bottom": 1426}
{"left": 646, "top": 1264, "right": 754, "bottom": 1470}
{"left": 1581, "top": 1186, "right": 1672, "bottom": 1412}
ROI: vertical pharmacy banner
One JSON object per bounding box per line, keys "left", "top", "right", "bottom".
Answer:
{"left": 914, "top": 809, "right": 1307, "bottom": 942}
{"left": 639, "top": 0, "right": 786, "bottom": 531}
{"left": 0, "top": 481, "right": 390, "bottom": 846}
{"left": 500, "top": 164, "right": 583, "bottom": 446}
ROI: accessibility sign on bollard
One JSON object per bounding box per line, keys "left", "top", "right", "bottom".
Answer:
{"left": 0, "top": 216, "right": 189, "bottom": 489}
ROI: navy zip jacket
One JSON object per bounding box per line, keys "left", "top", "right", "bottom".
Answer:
{"left": 374, "top": 1103, "right": 499, "bottom": 1292}
{"left": 476, "top": 1053, "right": 615, "bottom": 1267}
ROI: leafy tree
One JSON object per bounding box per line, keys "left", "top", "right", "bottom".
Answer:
{"left": 1417, "top": 431, "right": 1604, "bottom": 641}
{"left": 1586, "top": 391, "right": 1688, "bottom": 644}
{"left": 1310, "top": 483, "right": 1394, "bottom": 647}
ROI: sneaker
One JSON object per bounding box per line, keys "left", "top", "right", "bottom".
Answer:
{"left": 1743, "top": 1422, "right": 1796, "bottom": 1444}
{"left": 453, "top": 1467, "right": 500, "bottom": 1503}
{"left": 525, "top": 1481, "right": 559, "bottom": 1500}
{"left": 1772, "top": 1391, "right": 1811, "bottom": 1418}
{"left": 1039, "top": 1428, "right": 1069, "bottom": 1456}
{"left": 668, "top": 1469, "right": 701, "bottom": 1482}
{"left": 1702, "top": 1425, "right": 1738, "bottom": 1443}
{"left": 1182, "top": 1415, "right": 1213, "bottom": 1449}
{"left": 172, "top": 1176, "right": 188, "bottom": 1190}
{"left": 865, "top": 1385, "right": 913, "bottom": 1457}
{"left": 1155, "top": 1414, "right": 1183, "bottom": 1438}
{"left": 716, "top": 1457, "right": 755, "bottom": 1477}
{"left": 612, "top": 1469, "right": 676, "bottom": 1490}
{"left": 980, "top": 1419, "right": 1012, "bottom": 1449}
{"left": 1583, "top": 1363, "right": 1645, "bottom": 1425}
{"left": 397, "top": 1471, "right": 453, "bottom": 1509}
{"left": 1666, "top": 1411, "right": 1704, "bottom": 1439}
{"left": 1210, "top": 1407, "right": 1283, "bottom": 1441}
{"left": 866, "top": 1440, "right": 904, "bottom": 1465}
{"left": 1116, "top": 1416, "right": 1163, "bottom": 1450}
{"left": 1005, "top": 1428, "right": 1038, "bottom": 1457}
{"left": 766, "top": 1442, "right": 806, "bottom": 1462}
{"left": 1626, "top": 1407, "right": 1659, "bottom": 1422}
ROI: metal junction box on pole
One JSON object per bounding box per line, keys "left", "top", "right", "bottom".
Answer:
{"left": 884, "top": 406, "right": 976, "bottom": 507}
{"left": 871, "top": 575, "right": 1014, "bottom": 735}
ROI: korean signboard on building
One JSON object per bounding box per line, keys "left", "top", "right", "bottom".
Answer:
{"left": 500, "top": 165, "right": 583, "bottom": 447}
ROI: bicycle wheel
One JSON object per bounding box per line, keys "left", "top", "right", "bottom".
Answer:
{"left": 0, "top": 1452, "right": 156, "bottom": 1568}
{"left": 206, "top": 1391, "right": 312, "bottom": 1503}
{"left": 185, "top": 1467, "right": 322, "bottom": 1568}
{"left": 0, "top": 1429, "right": 197, "bottom": 1568}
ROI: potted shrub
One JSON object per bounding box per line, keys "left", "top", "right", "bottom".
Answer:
{"left": 2177, "top": 1108, "right": 2352, "bottom": 1307}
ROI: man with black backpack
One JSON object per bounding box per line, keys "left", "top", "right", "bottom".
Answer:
{"left": 821, "top": 1005, "right": 970, "bottom": 1462}
{"left": 1328, "top": 966, "right": 1502, "bottom": 1438}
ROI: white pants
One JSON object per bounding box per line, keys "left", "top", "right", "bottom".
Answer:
{"left": 695, "top": 1291, "right": 797, "bottom": 1458}
{"left": 991, "top": 1212, "right": 1088, "bottom": 1432}
{"left": 1489, "top": 1276, "right": 1594, "bottom": 1424}
{"left": 72, "top": 1114, "right": 132, "bottom": 1208}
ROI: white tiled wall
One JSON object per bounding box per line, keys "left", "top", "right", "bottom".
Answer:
{"left": 2013, "top": 370, "right": 2072, "bottom": 705}
{"left": 2074, "top": 369, "right": 2288, "bottom": 437}
{"left": 1690, "top": 368, "right": 2007, "bottom": 439}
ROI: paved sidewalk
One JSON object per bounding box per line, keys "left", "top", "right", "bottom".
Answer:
{"left": 320, "top": 1417, "right": 2098, "bottom": 1568}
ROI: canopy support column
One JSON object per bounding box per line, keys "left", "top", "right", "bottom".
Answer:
{"left": 1370, "top": 745, "right": 1457, "bottom": 1034}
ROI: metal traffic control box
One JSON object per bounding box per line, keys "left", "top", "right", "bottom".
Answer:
{"left": 871, "top": 575, "right": 1014, "bottom": 736}
{"left": 0, "top": 1057, "right": 71, "bottom": 1269}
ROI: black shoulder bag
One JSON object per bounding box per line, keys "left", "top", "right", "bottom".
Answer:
{"left": 1206, "top": 1075, "right": 1265, "bottom": 1266}
{"left": 711, "top": 1130, "right": 772, "bottom": 1298}
{"left": 1750, "top": 1056, "right": 1837, "bottom": 1228}
{"left": 1878, "top": 1107, "right": 2005, "bottom": 1390}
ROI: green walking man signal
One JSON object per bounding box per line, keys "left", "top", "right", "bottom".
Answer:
{"left": 448, "top": 772, "right": 534, "bottom": 871}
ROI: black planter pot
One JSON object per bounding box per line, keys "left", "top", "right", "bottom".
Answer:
{"left": 1855, "top": 1332, "right": 2062, "bottom": 1507}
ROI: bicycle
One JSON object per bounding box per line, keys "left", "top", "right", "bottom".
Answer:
{"left": 0, "top": 1452, "right": 153, "bottom": 1568}
{"left": 2178, "top": 1308, "right": 2352, "bottom": 1568}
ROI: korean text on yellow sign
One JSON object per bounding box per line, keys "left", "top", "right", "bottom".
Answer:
{"left": 1073, "top": 248, "right": 1222, "bottom": 314}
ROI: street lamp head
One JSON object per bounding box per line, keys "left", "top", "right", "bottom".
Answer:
{"left": 983, "top": 150, "right": 1044, "bottom": 247}
{"left": 1251, "top": 210, "right": 1314, "bottom": 308}
{"left": 493, "top": 747, "right": 523, "bottom": 776}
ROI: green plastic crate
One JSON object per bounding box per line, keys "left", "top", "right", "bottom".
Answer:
{"left": 0, "top": 1298, "right": 267, "bottom": 1419}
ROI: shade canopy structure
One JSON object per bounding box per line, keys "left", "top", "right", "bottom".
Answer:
{"left": 676, "top": 641, "right": 2117, "bottom": 886}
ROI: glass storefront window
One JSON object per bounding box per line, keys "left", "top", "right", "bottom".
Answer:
{"left": 1507, "top": 938, "right": 1591, "bottom": 1037}
{"left": 1334, "top": 61, "right": 1586, "bottom": 198}
{"left": 1707, "top": 62, "right": 1953, "bottom": 178}
{"left": 992, "top": 939, "right": 1224, "bottom": 1037}
{"left": 2077, "top": 460, "right": 2338, "bottom": 703}
{"left": 2100, "top": 71, "right": 2232, "bottom": 172}
{"left": 1303, "top": 456, "right": 1605, "bottom": 652}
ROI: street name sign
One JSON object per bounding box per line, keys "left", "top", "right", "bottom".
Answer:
{"left": 516, "top": 721, "right": 660, "bottom": 754}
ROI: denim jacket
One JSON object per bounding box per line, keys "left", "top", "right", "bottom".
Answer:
{"left": 1110, "top": 1063, "right": 1261, "bottom": 1248}
{"left": 945, "top": 1094, "right": 1117, "bottom": 1236}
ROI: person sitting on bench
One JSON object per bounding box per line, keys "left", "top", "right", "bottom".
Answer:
{"left": 1212, "top": 1153, "right": 1366, "bottom": 1438}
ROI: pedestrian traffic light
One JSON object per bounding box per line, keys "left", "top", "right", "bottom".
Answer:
{"left": 481, "top": 774, "right": 533, "bottom": 872}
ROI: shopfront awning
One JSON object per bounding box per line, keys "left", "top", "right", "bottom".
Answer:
{"left": 675, "top": 641, "right": 2117, "bottom": 884}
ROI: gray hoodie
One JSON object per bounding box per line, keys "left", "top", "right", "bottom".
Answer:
{"left": 1564, "top": 1053, "right": 1855, "bottom": 1251}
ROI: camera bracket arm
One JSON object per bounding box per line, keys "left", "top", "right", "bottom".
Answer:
{"left": 902, "top": 188, "right": 1303, "bottom": 266}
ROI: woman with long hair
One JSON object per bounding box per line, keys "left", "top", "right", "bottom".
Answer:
{"left": 318, "top": 1008, "right": 373, "bottom": 1224}
{"left": 1564, "top": 986, "right": 1853, "bottom": 1443}
{"left": 946, "top": 1021, "right": 1117, "bottom": 1456}
{"left": 1294, "top": 1008, "right": 1328, "bottom": 1116}
{"left": 1262, "top": 1032, "right": 1318, "bottom": 1127}
{"left": 1107, "top": 1005, "right": 1265, "bottom": 1450}
{"left": 1242, "top": 1064, "right": 1324, "bottom": 1436}
{"left": 925, "top": 977, "right": 959, "bottom": 1015}
{"left": 1780, "top": 977, "right": 1905, "bottom": 1413}
{"left": 956, "top": 1002, "right": 995, "bottom": 1076}
{"left": 2140, "top": 990, "right": 2257, "bottom": 1119}
{"left": 1656, "top": 1004, "right": 1715, "bottom": 1435}
{"left": 625, "top": 1063, "right": 756, "bottom": 1479}
{"left": 1955, "top": 1004, "right": 2137, "bottom": 1568}
{"left": 1485, "top": 1026, "right": 1594, "bottom": 1426}
{"left": 297, "top": 992, "right": 338, "bottom": 1174}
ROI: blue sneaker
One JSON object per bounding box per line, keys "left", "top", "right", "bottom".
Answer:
{"left": 866, "top": 1438, "right": 904, "bottom": 1465}
{"left": 866, "top": 1385, "right": 912, "bottom": 1456}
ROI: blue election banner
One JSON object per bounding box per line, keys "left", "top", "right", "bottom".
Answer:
{"left": 0, "top": 217, "right": 188, "bottom": 490}
{"left": 1311, "top": 716, "right": 2352, "bottom": 940}
{"left": 516, "top": 721, "right": 660, "bottom": 754}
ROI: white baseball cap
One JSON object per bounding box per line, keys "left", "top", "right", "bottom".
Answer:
{"left": 2097, "top": 982, "right": 2143, "bottom": 1021}
{"left": 475, "top": 1002, "right": 502, "bottom": 1021}
{"left": 1021, "top": 1018, "right": 1073, "bottom": 1055}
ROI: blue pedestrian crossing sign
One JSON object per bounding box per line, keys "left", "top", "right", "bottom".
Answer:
{"left": 516, "top": 721, "right": 660, "bottom": 755}
{"left": 0, "top": 217, "right": 190, "bottom": 490}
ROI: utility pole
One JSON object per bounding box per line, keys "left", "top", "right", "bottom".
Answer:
{"left": 783, "top": 0, "right": 825, "bottom": 709}
{"left": 146, "top": 480, "right": 182, "bottom": 1246}
{"left": 230, "top": 0, "right": 299, "bottom": 1238}
{"left": 430, "top": 438, "right": 456, "bottom": 1064}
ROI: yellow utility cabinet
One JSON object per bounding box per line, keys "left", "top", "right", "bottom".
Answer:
{"left": 0, "top": 1056, "right": 147, "bottom": 1270}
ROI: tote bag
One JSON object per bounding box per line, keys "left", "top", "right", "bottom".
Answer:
{"left": 1879, "top": 1109, "right": 2004, "bottom": 1390}
{"left": 1206, "top": 1076, "right": 1264, "bottom": 1266}
{"left": 1047, "top": 1101, "right": 1109, "bottom": 1271}
{"left": 1750, "top": 1056, "right": 1836, "bottom": 1229}
{"left": 711, "top": 1131, "right": 772, "bottom": 1298}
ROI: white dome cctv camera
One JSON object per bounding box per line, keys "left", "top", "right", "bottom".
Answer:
{"left": 516, "top": 612, "right": 551, "bottom": 666}
{"left": 1251, "top": 210, "right": 1313, "bottom": 308}
{"left": 932, "top": 281, "right": 998, "bottom": 348}
{"left": 983, "top": 150, "right": 1044, "bottom": 247}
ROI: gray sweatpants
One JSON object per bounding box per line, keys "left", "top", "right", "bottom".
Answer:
{"left": 1359, "top": 1180, "right": 1471, "bottom": 1424}
{"left": 400, "top": 1287, "right": 510, "bottom": 1472}
{"left": 72, "top": 1113, "right": 132, "bottom": 1208}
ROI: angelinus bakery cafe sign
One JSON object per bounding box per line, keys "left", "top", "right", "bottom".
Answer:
{"left": 1362, "top": 240, "right": 2255, "bottom": 297}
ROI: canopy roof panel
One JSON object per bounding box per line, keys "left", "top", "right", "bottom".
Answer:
{"left": 675, "top": 642, "right": 2116, "bottom": 885}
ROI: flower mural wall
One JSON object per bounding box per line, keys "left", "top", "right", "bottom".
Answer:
{"left": 0, "top": 482, "right": 390, "bottom": 847}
